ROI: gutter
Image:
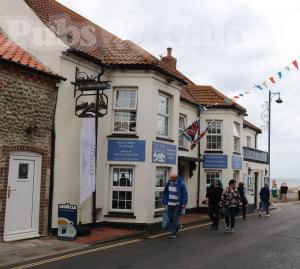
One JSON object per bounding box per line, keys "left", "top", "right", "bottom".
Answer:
{"left": 47, "top": 85, "right": 59, "bottom": 235}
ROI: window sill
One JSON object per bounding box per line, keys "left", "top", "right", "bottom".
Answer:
{"left": 233, "top": 152, "right": 241, "bottom": 155}
{"left": 156, "top": 136, "right": 174, "bottom": 143}
{"left": 153, "top": 210, "right": 164, "bottom": 218}
{"left": 178, "top": 147, "right": 189, "bottom": 152}
{"left": 107, "top": 134, "right": 139, "bottom": 139}
{"left": 104, "top": 212, "right": 136, "bottom": 219}
{"left": 204, "top": 150, "right": 223, "bottom": 154}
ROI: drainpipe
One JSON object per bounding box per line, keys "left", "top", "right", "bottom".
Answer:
{"left": 196, "top": 105, "right": 201, "bottom": 208}
{"left": 48, "top": 86, "right": 59, "bottom": 236}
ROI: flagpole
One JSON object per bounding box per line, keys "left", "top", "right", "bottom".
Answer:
{"left": 196, "top": 106, "right": 201, "bottom": 208}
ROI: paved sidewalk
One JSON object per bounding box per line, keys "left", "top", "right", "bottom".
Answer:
{"left": 0, "top": 213, "right": 209, "bottom": 268}
{"left": 0, "top": 237, "right": 84, "bottom": 268}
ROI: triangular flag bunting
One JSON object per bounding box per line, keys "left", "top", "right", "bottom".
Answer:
{"left": 262, "top": 81, "right": 268, "bottom": 89}
{"left": 234, "top": 96, "right": 239, "bottom": 99}
{"left": 269, "top": 76, "right": 276, "bottom": 84}
{"left": 239, "top": 93, "right": 244, "bottom": 97}
{"left": 255, "top": 85, "right": 263, "bottom": 90}
{"left": 284, "top": 65, "right": 291, "bottom": 72}
{"left": 292, "top": 60, "right": 299, "bottom": 70}
{"left": 277, "top": 72, "right": 282, "bottom": 79}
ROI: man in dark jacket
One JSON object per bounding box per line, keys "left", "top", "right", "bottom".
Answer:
{"left": 162, "top": 173, "right": 188, "bottom": 238}
{"left": 259, "top": 184, "right": 270, "bottom": 217}
{"left": 206, "top": 180, "right": 223, "bottom": 230}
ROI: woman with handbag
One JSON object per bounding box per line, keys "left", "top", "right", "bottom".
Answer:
{"left": 220, "top": 179, "right": 242, "bottom": 233}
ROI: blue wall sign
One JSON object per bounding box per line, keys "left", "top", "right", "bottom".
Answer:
{"left": 107, "top": 140, "right": 146, "bottom": 162}
{"left": 152, "top": 142, "right": 177, "bottom": 164}
{"left": 232, "top": 155, "right": 242, "bottom": 170}
{"left": 203, "top": 155, "right": 228, "bottom": 169}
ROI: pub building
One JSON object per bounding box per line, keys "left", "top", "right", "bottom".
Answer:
{"left": 0, "top": 0, "right": 268, "bottom": 240}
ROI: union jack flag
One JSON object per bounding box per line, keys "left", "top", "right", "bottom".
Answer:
{"left": 191, "top": 126, "right": 209, "bottom": 150}
{"left": 182, "top": 119, "right": 200, "bottom": 142}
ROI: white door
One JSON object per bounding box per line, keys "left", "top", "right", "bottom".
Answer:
{"left": 4, "top": 153, "right": 42, "bottom": 241}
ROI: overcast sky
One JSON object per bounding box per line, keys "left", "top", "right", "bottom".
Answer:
{"left": 58, "top": 0, "right": 300, "bottom": 179}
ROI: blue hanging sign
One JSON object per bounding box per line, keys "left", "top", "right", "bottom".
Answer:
{"left": 152, "top": 142, "right": 177, "bottom": 164}
{"left": 232, "top": 155, "right": 243, "bottom": 170}
{"left": 203, "top": 155, "right": 228, "bottom": 169}
{"left": 107, "top": 140, "right": 146, "bottom": 162}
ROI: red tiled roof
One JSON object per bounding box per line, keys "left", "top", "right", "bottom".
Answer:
{"left": 24, "top": 0, "right": 194, "bottom": 84}
{"left": 180, "top": 87, "right": 197, "bottom": 104}
{"left": 243, "top": 119, "right": 262, "bottom": 133}
{"left": 0, "top": 30, "right": 56, "bottom": 76}
{"left": 183, "top": 85, "right": 247, "bottom": 112}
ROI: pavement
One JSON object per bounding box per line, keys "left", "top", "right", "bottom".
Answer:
{"left": 0, "top": 212, "right": 209, "bottom": 268}
{"left": 6, "top": 202, "right": 300, "bottom": 269}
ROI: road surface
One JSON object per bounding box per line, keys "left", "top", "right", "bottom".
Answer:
{"left": 11, "top": 203, "right": 300, "bottom": 269}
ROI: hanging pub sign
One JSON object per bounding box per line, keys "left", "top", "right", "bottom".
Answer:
{"left": 57, "top": 203, "right": 77, "bottom": 240}
{"left": 72, "top": 67, "right": 111, "bottom": 118}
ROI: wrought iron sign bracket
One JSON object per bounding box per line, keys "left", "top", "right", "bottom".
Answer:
{"left": 72, "top": 67, "right": 111, "bottom": 118}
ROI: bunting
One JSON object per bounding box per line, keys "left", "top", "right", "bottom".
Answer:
{"left": 292, "top": 60, "right": 298, "bottom": 70}
{"left": 277, "top": 72, "right": 282, "bottom": 79}
{"left": 262, "top": 81, "right": 268, "bottom": 89}
{"left": 224, "top": 58, "right": 299, "bottom": 103}
{"left": 269, "top": 76, "right": 276, "bottom": 84}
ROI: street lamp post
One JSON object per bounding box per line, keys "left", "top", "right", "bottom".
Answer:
{"left": 268, "top": 90, "right": 283, "bottom": 184}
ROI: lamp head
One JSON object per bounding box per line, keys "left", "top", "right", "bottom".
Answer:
{"left": 276, "top": 97, "right": 283, "bottom": 104}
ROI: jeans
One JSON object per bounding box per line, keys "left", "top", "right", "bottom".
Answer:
{"left": 225, "top": 207, "right": 237, "bottom": 229}
{"left": 209, "top": 203, "right": 220, "bottom": 228}
{"left": 168, "top": 205, "right": 182, "bottom": 235}
{"left": 260, "top": 201, "right": 269, "bottom": 214}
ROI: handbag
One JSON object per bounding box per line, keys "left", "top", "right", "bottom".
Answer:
{"left": 162, "top": 208, "right": 170, "bottom": 230}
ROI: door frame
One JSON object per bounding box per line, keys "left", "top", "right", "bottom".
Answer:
{"left": 4, "top": 152, "right": 42, "bottom": 241}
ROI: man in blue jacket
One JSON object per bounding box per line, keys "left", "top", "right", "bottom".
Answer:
{"left": 259, "top": 183, "right": 270, "bottom": 217}
{"left": 162, "top": 172, "right": 188, "bottom": 238}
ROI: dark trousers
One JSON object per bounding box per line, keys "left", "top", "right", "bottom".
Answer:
{"left": 168, "top": 205, "right": 182, "bottom": 235}
{"left": 209, "top": 203, "right": 220, "bottom": 228}
{"left": 260, "top": 201, "right": 269, "bottom": 214}
{"left": 241, "top": 204, "right": 247, "bottom": 219}
{"left": 225, "top": 207, "right": 237, "bottom": 228}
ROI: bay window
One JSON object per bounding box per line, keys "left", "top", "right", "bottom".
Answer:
{"left": 178, "top": 114, "right": 187, "bottom": 148}
{"left": 113, "top": 88, "right": 137, "bottom": 133}
{"left": 206, "top": 120, "right": 222, "bottom": 150}
{"left": 233, "top": 122, "right": 240, "bottom": 152}
{"left": 157, "top": 93, "right": 170, "bottom": 137}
